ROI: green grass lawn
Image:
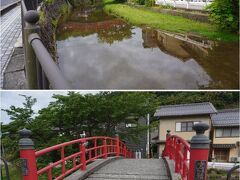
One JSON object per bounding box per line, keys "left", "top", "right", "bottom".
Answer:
{"left": 103, "top": 0, "right": 238, "bottom": 41}
{"left": 1, "top": 165, "right": 22, "bottom": 180}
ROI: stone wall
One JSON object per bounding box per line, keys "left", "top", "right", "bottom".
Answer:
{"left": 39, "top": 0, "right": 70, "bottom": 60}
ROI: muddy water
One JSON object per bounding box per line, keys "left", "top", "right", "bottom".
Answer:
{"left": 56, "top": 8, "right": 239, "bottom": 89}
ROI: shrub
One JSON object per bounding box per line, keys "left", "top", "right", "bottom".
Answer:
{"left": 145, "top": 0, "right": 155, "bottom": 6}
{"left": 206, "top": 0, "right": 239, "bottom": 32}
{"left": 44, "top": 0, "right": 54, "bottom": 5}
{"left": 136, "top": 0, "right": 145, "bottom": 5}
{"left": 160, "top": 4, "right": 173, "bottom": 9}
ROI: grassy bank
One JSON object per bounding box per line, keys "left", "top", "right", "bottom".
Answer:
{"left": 1, "top": 165, "right": 22, "bottom": 180}
{"left": 103, "top": 0, "right": 238, "bottom": 41}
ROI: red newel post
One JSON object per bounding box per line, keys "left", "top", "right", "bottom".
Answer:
{"left": 188, "top": 123, "right": 210, "bottom": 180}
{"left": 103, "top": 138, "right": 107, "bottom": 159}
{"left": 163, "top": 130, "right": 171, "bottom": 157}
{"left": 80, "top": 140, "right": 86, "bottom": 171}
{"left": 19, "top": 128, "right": 38, "bottom": 180}
{"left": 115, "top": 134, "right": 120, "bottom": 156}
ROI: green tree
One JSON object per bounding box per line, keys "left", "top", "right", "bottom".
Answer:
{"left": 155, "top": 92, "right": 239, "bottom": 109}
{"left": 206, "top": 0, "right": 239, "bottom": 32}
{"left": 1, "top": 95, "right": 37, "bottom": 161}
{"left": 32, "top": 91, "right": 159, "bottom": 147}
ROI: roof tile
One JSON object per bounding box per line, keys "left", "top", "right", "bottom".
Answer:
{"left": 211, "top": 108, "right": 239, "bottom": 127}
{"left": 154, "top": 102, "right": 217, "bottom": 117}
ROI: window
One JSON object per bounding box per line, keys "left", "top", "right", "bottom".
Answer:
{"left": 231, "top": 128, "right": 239, "bottom": 136}
{"left": 176, "top": 123, "right": 181, "bottom": 131}
{"left": 215, "top": 127, "right": 239, "bottom": 137}
{"left": 176, "top": 121, "right": 200, "bottom": 132}
{"left": 215, "top": 129, "right": 222, "bottom": 137}
{"left": 223, "top": 129, "right": 231, "bottom": 136}
{"left": 215, "top": 149, "right": 229, "bottom": 162}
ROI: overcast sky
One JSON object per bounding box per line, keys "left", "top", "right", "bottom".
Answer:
{"left": 1, "top": 91, "right": 99, "bottom": 124}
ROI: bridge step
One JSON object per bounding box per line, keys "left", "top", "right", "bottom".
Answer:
{"left": 85, "top": 159, "right": 169, "bottom": 180}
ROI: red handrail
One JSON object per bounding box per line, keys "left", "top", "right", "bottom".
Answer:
{"left": 162, "top": 135, "right": 190, "bottom": 180}
{"left": 21, "top": 136, "right": 134, "bottom": 180}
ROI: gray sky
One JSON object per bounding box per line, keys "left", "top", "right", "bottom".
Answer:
{"left": 1, "top": 91, "right": 99, "bottom": 124}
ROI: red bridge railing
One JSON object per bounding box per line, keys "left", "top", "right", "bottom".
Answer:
{"left": 19, "top": 129, "right": 134, "bottom": 180}
{"left": 162, "top": 123, "right": 211, "bottom": 180}
{"left": 162, "top": 135, "right": 190, "bottom": 180}
{"left": 162, "top": 134, "right": 190, "bottom": 180}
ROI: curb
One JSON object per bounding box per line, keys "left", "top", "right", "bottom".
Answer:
{"left": 64, "top": 157, "right": 123, "bottom": 180}
{"left": 162, "top": 157, "right": 173, "bottom": 180}
{"left": 0, "top": 0, "right": 21, "bottom": 15}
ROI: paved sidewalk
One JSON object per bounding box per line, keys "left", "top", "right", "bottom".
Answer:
{"left": 0, "top": 5, "right": 22, "bottom": 88}
{"left": 3, "top": 47, "right": 27, "bottom": 89}
{"left": 1, "top": 0, "right": 19, "bottom": 10}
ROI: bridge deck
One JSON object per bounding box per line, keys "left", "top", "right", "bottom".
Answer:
{"left": 85, "top": 158, "right": 169, "bottom": 180}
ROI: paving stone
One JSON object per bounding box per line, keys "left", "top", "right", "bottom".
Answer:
{"left": 0, "top": 5, "right": 22, "bottom": 88}
{"left": 3, "top": 47, "right": 27, "bottom": 89}
{"left": 4, "top": 48, "right": 24, "bottom": 73}
{"left": 86, "top": 159, "right": 169, "bottom": 180}
{"left": 3, "top": 70, "right": 27, "bottom": 89}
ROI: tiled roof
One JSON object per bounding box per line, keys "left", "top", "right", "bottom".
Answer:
{"left": 154, "top": 102, "right": 217, "bottom": 117}
{"left": 211, "top": 108, "right": 239, "bottom": 127}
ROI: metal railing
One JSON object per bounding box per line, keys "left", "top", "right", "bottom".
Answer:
{"left": 162, "top": 123, "right": 210, "bottom": 180}
{"left": 21, "top": 0, "right": 71, "bottom": 89}
{"left": 226, "top": 165, "right": 240, "bottom": 180}
{"left": 19, "top": 128, "right": 134, "bottom": 180}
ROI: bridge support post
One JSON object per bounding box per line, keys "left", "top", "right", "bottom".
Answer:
{"left": 115, "top": 134, "right": 120, "bottom": 156}
{"left": 103, "top": 138, "right": 107, "bottom": 159}
{"left": 188, "top": 123, "right": 210, "bottom": 180}
{"left": 23, "top": 11, "right": 40, "bottom": 89}
{"left": 80, "top": 140, "right": 86, "bottom": 171}
{"left": 175, "top": 140, "right": 182, "bottom": 173}
{"left": 124, "top": 145, "right": 127, "bottom": 158}
{"left": 19, "top": 128, "right": 38, "bottom": 180}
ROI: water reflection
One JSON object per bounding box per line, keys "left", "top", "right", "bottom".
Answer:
{"left": 57, "top": 10, "right": 133, "bottom": 44}
{"left": 56, "top": 9, "right": 239, "bottom": 89}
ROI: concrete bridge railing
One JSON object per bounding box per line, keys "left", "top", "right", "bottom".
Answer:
{"left": 162, "top": 122, "right": 211, "bottom": 180}
{"left": 21, "top": 0, "right": 71, "bottom": 89}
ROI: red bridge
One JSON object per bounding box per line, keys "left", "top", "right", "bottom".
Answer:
{"left": 19, "top": 123, "right": 210, "bottom": 180}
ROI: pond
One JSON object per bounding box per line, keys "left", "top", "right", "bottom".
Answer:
{"left": 56, "top": 6, "right": 239, "bottom": 89}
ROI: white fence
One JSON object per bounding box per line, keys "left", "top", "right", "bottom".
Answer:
{"left": 155, "top": 0, "right": 212, "bottom": 10}
{"left": 208, "top": 162, "right": 240, "bottom": 171}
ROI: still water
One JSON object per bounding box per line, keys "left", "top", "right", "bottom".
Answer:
{"left": 56, "top": 8, "right": 239, "bottom": 89}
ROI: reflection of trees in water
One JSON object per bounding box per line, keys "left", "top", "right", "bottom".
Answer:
{"left": 97, "top": 23, "right": 132, "bottom": 44}
{"left": 69, "top": 10, "right": 115, "bottom": 23}
{"left": 68, "top": 0, "right": 102, "bottom": 8}
{"left": 57, "top": 19, "right": 132, "bottom": 43}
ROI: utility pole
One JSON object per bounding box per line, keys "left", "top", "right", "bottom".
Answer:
{"left": 146, "top": 113, "right": 150, "bottom": 159}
